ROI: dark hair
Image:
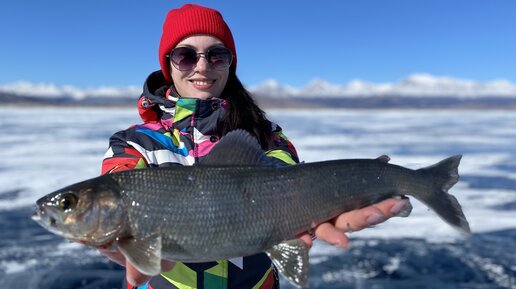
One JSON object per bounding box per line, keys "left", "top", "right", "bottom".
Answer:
{"left": 219, "top": 69, "right": 272, "bottom": 150}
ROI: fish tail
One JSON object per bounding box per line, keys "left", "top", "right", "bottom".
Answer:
{"left": 416, "top": 155, "right": 471, "bottom": 234}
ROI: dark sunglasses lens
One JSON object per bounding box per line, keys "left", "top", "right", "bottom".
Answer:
{"left": 170, "top": 47, "right": 198, "bottom": 70}
{"left": 207, "top": 47, "right": 233, "bottom": 70}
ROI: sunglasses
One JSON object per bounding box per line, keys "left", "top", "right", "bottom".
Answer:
{"left": 168, "top": 46, "right": 233, "bottom": 71}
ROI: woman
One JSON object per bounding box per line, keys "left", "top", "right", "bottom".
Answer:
{"left": 100, "top": 4, "right": 412, "bottom": 289}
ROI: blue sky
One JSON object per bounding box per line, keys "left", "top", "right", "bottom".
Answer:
{"left": 1, "top": 0, "right": 515, "bottom": 88}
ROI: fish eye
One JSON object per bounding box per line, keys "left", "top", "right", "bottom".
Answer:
{"left": 59, "top": 193, "right": 78, "bottom": 211}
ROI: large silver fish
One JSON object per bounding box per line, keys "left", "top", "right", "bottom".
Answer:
{"left": 32, "top": 130, "right": 470, "bottom": 288}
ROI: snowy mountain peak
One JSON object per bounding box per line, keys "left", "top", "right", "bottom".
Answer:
{"left": 249, "top": 74, "right": 516, "bottom": 98}
{"left": 0, "top": 81, "right": 141, "bottom": 99}
{"left": 2, "top": 74, "right": 516, "bottom": 100}
{"left": 248, "top": 79, "right": 297, "bottom": 97}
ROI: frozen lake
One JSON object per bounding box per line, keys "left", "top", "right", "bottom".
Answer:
{"left": 0, "top": 107, "right": 515, "bottom": 288}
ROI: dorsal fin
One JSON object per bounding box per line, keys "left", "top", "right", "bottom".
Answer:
{"left": 199, "top": 129, "right": 274, "bottom": 166}
{"left": 376, "top": 155, "right": 391, "bottom": 163}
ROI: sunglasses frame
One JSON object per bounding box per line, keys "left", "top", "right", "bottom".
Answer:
{"left": 167, "top": 46, "right": 233, "bottom": 71}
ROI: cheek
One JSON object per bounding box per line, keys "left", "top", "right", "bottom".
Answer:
{"left": 171, "top": 70, "right": 190, "bottom": 94}
{"left": 216, "top": 72, "right": 229, "bottom": 92}
{"left": 171, "top": 70, "right": 183, "bottom": 83}
{"left": 71, "top": 205, "right": 100, "bottom": 236}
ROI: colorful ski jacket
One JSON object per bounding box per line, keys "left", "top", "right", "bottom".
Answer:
{"left": 101, "top": 71, "right": 299, "bottom": 289}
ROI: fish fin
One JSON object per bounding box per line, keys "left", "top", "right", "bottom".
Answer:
{"left": 376, "top": 155, "right": 391, "bottom": 163}
{"left": 266, "top": 239, "right": 310, "bottom": 288}
{"left": 117, "top": 234, "right": 162, "bottom": 276}
{"left": 416, "top": 155, "right": 471, "bottom": 234}
{"left": 199, "top": 129, "right": 275, "bottom": 166}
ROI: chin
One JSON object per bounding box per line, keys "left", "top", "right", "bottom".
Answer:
{"left": 191, "top": 90, "right": 219, "bottom": 99}
{"left": 196, "top": 93, "right": 214, "bottom": 100}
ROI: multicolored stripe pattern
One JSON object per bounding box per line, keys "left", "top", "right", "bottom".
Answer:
{"left": 103, "top": 94, "right": 298, "bottom": 173}
{"left": 104, "top": 72, "right": 295, "bottom": 289}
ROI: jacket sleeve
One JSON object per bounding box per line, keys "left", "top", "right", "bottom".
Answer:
{"left": 265, "top": 123, "right": 300, "bottom": 165}
{"left": 101, "top": 129, "right": 149, "bottom": 175}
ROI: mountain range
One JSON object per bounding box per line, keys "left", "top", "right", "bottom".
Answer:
{"left": 2, "top": 74, "right": 516, "bottom": 109}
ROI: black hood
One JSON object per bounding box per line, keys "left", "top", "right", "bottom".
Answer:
{"left": 137, "top": 70, "right": 176, "bottom": 122}
{"left": 141, "top": 70, "right": 171, "bottom": 105}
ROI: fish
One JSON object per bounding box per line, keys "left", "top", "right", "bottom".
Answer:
{"left": 32, "top": 129, "right": 470, "bottom": 288}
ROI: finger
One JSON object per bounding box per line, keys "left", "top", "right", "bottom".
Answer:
{"left": 126, "top": 262, "right": 152, "bottom": 286}
{"left": 296, "top": 232, "right": 314, "bottom": 248}
{"left": 363, "top": 197, "right": 412, "bottom": 218}
{"left": 314, "top": 222, "right": 349, "bottom": 248}
{"left": 333, "top": 198, "right": 412, "bottom": 232}
{"left": 333, "top": 206, "right": 384, "bottom": 232}
{"left": 389, "top": 197, "right": 413, "bottom": 217}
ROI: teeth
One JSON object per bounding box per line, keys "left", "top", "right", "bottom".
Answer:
{"left": 192, "top": 80, "right": 212, "bottom": 86}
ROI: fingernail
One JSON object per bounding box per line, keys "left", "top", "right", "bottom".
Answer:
{"left": 391, "top": 199, "right": 413, "bottom": 217}
{"left": 366, "top": 213, "right": 386, "bottom": 226}
{"left": 331, "top": 239, "right": 349, "bottom": 248}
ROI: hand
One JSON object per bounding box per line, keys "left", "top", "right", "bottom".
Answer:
{"left": 298, "top": 198, "right": 412, "bottom": 248}
{"left": 98, "top": 247, "right": 175, "bottom": 286}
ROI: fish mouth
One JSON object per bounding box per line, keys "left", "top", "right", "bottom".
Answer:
{"left": 31, "top": 210, "right": 41, "bottom": 221}
{"left": 32, "top": 205, "right": 44, "bottom": 222}
{"left": 32, "top": 207, "right": 57, "bottom": 227}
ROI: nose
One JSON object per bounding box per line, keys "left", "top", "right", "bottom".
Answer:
{"left": 194, "top": 54, "right": 210, "bottom": 71}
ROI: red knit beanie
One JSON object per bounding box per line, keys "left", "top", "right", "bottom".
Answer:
{"left": 159, "top": 4, "right": 237, "bottom": 84}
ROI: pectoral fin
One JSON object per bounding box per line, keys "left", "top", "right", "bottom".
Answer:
{"left": 117, "top": 234, "right": 162, "bottom": 276}
{"left": 266, "top": 239, "right": 310, "bottom": 288}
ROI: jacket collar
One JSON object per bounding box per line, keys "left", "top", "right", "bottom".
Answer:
{"left": 137, "top": 70, "right": 227, "bottom": 128}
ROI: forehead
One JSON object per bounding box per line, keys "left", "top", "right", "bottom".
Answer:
{"left": 176, "top": 35, "right": 225, "bottom": 48}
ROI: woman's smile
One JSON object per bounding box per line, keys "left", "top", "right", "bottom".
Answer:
{"left": 190, "top": 78, "right": 216, "bottom": 90}
{"left": 170, "top": 35, "right": 229, "bottom": 99}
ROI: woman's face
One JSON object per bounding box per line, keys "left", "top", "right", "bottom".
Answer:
{"left": 170, "top": 35, "right": 230, "bottom": 99}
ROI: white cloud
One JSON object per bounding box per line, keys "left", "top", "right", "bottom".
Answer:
{"left": 246, "top": 79, "right": 298, "bottom": 98}
{"left": 0, "top": 81, "right": 141, "bottom": 99}
{"left": 250, "top": 73, "right": 516, "bottom": 98}
{"left": 2, "top": 74, "right": 516, "bottom": 99}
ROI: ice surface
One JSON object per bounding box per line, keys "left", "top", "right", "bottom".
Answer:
{"left": 1, "top": 107, "right": 515, "bottom": 288}
{"left": 1, "top": 107, "right": 515, "bottom": 236}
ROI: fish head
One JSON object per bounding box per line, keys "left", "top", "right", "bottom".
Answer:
{"left": 32, "top": 176, "right": 126, "bottom": 246}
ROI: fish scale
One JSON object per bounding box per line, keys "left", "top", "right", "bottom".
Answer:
{"left": 33, "top": 130, "right": 470, "bottom": 288}
{"left": 108, "top": 157, "right": 461, "bottom": 262}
